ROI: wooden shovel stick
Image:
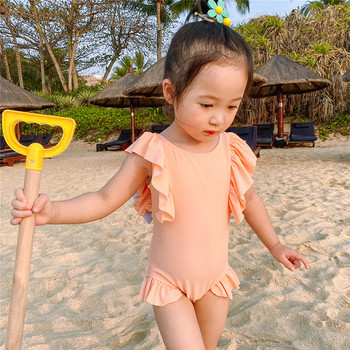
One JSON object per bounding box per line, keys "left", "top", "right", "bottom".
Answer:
{"left": 6, "top": 169, "right": 41, "bottom": 350}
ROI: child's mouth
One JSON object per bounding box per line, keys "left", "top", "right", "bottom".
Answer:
{"left": 204, "top": 130, "right": 216, "bottom": 135}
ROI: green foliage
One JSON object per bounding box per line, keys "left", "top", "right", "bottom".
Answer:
{"left": 51, "top": 95, "right": 78, "bottom": 109}
{"left": 19, "top": 105, "right": 172, "bottom": 142}
{"left": 264, "top": 15, "right": 285, "bottom": 30}
{"left": 319, "top": 114, "right": 350, "bottom": 140}
{"left": 235, "top": 6, "right": 349, "bottom": 124}
{"left": 301, "top": 0, "right": 350, "bottom": 16}
{"left": 76, "top": 89, "right": 98, "bottom": 106}
{"left": 111, "top": 52, "right": 151, "bottom": 80}
{"left": 312, "top": 42, "right": 332, "bottom": 54}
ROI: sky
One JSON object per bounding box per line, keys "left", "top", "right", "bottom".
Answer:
{"left": 227, "top": 0, "right": 309, "bottom": 26}
{"left": 85, "top": 0, "right": 310, "bottom": 77}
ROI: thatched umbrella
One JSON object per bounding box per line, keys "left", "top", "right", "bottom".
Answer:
{"left": 90, "top": 72, "right": 166, "bottom": 143}
{"left": 0, "top": 76, "right": 55, "bottom": 138}
{"left": 124, "top": 57, "right": 267, "bottom": 97}
{"left": 343, "top": 68, "right": 350, "bottom": 82}
{"left": 123, "top": 58, "right": 166, "bottom": 97}
{"left": 250, "top": 55, "right": 331, "bottom": 138}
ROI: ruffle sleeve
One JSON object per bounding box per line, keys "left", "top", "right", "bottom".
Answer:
{"left": 227, "top": 132, "right": 256, "bottom": 224}
{"left": 125, "top": 132, "right": 175, "bottom": 223}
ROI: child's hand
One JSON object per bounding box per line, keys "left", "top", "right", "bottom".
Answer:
{"left": 269, "top": 242, "right": 309, "bottom": 271}
{"left": 11, "top": 188, "right": 54, "bottom": 226}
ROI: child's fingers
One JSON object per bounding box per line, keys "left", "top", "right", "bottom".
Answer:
{"left": 281, "top": 257, "right": 296, "bottom": 271}
{"left": 291, "top": 259, "right": 301, "bottom": 269}
{"left": 11, "top": 207, "right": 33, "bottom": 219}
{"left": 32, "top": 194, "right": 50, "bottom": 213}
{"left": 11, "top": 197, "right": 32, "bottom": 211}
{"left": 14, "top": 188, "right": 27, "bottom": 202}
{"left": 10, "top": 216, "right": 23, "bottom": 226}
{"left": 297, "top": 254, "right": 310, "bottom": 270}
{"left": 288, "top": 254, "right": 309, "bottom": 271}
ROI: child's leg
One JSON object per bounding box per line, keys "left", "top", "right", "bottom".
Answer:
{"left": 153, "top": 295, "right": 206, "bottom": 350}
{"left": 194, "top": 291, "right": 229, "bottom": 350}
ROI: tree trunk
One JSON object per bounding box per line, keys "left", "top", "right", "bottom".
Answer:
{"left": 0, "top": 36, "right": 12, "bottom": 81}
{"left": 5, "top": 15, "right": 24, "bottom": 87}
{"left": 73, "top": 63, "right": 79, "bottom": 90}
{"left": 103, "top": 53, "right": 119, "bottom": 83}
{"left": 67, "top": 34, "right": 79, "bottom": 91}
{"left": 156, "top": 1, "right": 162, "bottom": 61}
{"left": 67, "top": 32, "right": 73, "bottom": 91}
{"left": 29, "top": 0, "right": 68, "bottom": 92}
{"left": 38, "top": 36, "right": 48, "bottom": 93}
{"left": 47, "top": 72, "right": 52, "bottom": 94}
{"left": 102, "top": 26, "right": 122, "bottom": 83}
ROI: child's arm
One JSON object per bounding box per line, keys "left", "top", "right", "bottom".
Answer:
{"left": 11, "top": 153, "right": 149, "bottom": 226}
{"left": 242, "top": 186, "right": 309, "bottom": 271}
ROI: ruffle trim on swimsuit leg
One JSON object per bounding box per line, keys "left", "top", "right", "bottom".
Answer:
{"left": 139, "top": 276, "right": 183, "bottom": 306}
{"left": 210, "top": 266, "right": 240, "bottom": 299}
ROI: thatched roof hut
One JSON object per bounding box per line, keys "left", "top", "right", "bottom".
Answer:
{"left": 0, "top": 76, "right": 55, "bottom": 112}
{"left": 90, "top": 73, "right": 166, "bottom": 143}
{"left": 91, "top": 73, "right": 166, "bottom": 107}
{"left": 123, "top": 58, "right": 166, "bottom": 97}
{"left": 123, "top": 57, "right": 267, "bottom": 97}
{"left": 343, "top": 68, "right": 350, "bottom": 82}
{"left": 250, "top": 55, "right": 331, "bottom": 98}
{"left": 249, "top": 55, "right": 331, "bottom": 138}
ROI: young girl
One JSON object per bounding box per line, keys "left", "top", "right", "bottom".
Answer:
{"left": 11, "top": 21, "right": 309, "bottom": 350}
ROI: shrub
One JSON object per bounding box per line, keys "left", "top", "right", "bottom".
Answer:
{"left": 319, "top": 114, "right": 350, "bottom": 140}
{"left": 17, "top": 105, "right": 172, "bottom": 142}
{"left": 76, "top": 89, "right": 98, "bottom": 106}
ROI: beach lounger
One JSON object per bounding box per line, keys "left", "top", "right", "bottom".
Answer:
{"left": 254, "top": 123, "right": 274, "bottom": 148}
{"left": 0, "top": 133, "right": 54, "bottom": 166}
{"left": 40, "top": 133, "right": 54, "bottom": 146}
{"left": 288, "top": 122, "right": 317, "bottom": 147}
{"left": 1, "top": 136, "right": 7, "bottom": 150}
{"left": 96, "top": 129, "right": 142, "bottom": 152}
{"left": 226, "top": 126, "right": 260, "bottom": 158}
{"left": 151, "top": 124, "right": 170, "bottom": 133}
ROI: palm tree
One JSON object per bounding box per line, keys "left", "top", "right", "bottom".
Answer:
{"left": 300, "top": 0, "right": 349, "bottom": 16}
{"left": 130, "top": 1, "right": 250, "bottom": 61}
{"left": 129, "top": 1, "right": 174, "bottom": 61}
{"left": 111, "top": 52, "right": 151, "bottom": 80}
{"left": 170, "top": 0, "right": 250, "bottom": 23}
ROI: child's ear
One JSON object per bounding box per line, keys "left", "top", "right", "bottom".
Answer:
{"left": 163, "top": 79, "right": 175, "bottom": 104}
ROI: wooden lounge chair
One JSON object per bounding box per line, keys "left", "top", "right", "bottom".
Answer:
{"left": 151, "top": 124, "right": 170, "bottom": 133}
{"left": 96, "top": 129, "right": 142, "bottom": 152}
{"left": 254, "top": 123, "right": 274, "bottom": 148}
{"left": 226, "top": 126, "right": 260, "bottom": 158}
{"left": 288, "top": 122, "right": 317, "bottom": 147}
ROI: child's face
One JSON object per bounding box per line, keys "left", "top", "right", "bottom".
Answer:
{"left": 163, "top": 62, "right": 248, "bottom": 146}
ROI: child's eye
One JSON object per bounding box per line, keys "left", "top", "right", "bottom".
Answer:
{"left": 201, "top": 103, "right": 212, "bottom": 108}
{"left": 228, "top": 105, "right": 238, "bottom": 110}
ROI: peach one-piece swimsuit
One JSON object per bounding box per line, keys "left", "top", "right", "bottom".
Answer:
{"left": 125, "top": 132, "right": 256, "bottom": 306}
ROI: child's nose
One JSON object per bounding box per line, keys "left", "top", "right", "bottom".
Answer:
{"left": 209, "top": 111, "right": 225, "bottom": 126}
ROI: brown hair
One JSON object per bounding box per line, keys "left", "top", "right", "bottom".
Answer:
{"left": 164, "top": 21, "right": 253, "bottom": 101}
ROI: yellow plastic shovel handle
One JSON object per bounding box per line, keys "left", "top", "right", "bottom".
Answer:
{"left": 2, "top": 110, "right": 76, "bottom": 171}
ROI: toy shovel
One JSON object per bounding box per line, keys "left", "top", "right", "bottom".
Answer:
{"left": 2, "top": 110, "right": 76, "bottom": 350}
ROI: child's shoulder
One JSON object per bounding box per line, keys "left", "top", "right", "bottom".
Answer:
{"left": 126, "top": 132, "right": 162, "bottom": 153}
{"left": 125, "top": 132, "right": 165, "bottom": 171}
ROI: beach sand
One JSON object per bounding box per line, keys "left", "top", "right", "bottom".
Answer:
{"left": 1, "top": 136, "right": 350, "bottom": 349}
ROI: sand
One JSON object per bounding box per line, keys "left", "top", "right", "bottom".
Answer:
{"left": 1, "top": 136, "right": 350, "bottom": 349}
